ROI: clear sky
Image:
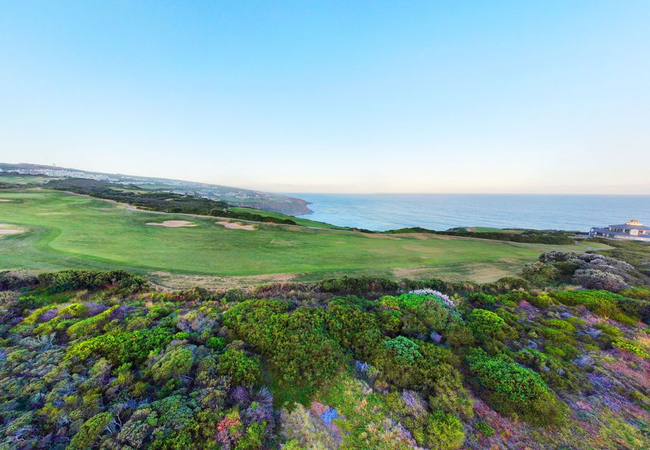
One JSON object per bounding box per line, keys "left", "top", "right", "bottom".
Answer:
{"left": 1, "top": 1, "right": 649, "bottom": 194}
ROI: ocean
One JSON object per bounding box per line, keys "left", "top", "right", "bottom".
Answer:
{"left": 292, "top": 194, "right": 650, "bottom": 232}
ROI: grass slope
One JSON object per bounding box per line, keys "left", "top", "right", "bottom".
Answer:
{"left": 0, "top": 190, "right": 591, "bottom": 286}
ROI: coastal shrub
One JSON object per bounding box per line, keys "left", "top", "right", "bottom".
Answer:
{"left": 616, "top": 296, "right": 650, "bottom": 324}
{"left": 152, "top": 348, "right": 194, "bottom": 382}
{"left": 572, "top": 269, "right": 627, "bottom": 292}
{"left": 374, "top": 338, "right": 465, "bottom": 400}
{"left": 467, "top": 293, "right": 496, "bottom": 309}
{"left": 38, "top": 269, "right": 149, "bottom": 293}
{"left": 549, "top": 291, "right": 639, "bottom": 324}
{"left": 22, "top": 305, "right": 59, "bottom": 325}
{"left": 619, "top": 287, "right": 650, "bottom": 301}
{"left": 528, "top": 293, "right": 553, "bottom": 308}
{"left": 544, "top": 318, "right": 576, "bottom": 334}
{"left": 382, "top": 336, "right": 422, "bottom": 363}
{"left": 378, "top": 294, "right": 454, "bottom": 339}
{"left": 0, "top": 270, "right": 39, "bottom": 291}
{"left": 475, "top": 421, "right": 495, "bottom": 437}
{"left": 67, "top": 327, "right": 176, "bottom": 365}
{"left": 422, "top": 411, "right": 465, "bottom": 450}
{"left": 325, "top": 300, "right": 381, "bottom": 359}
{"left": 206, "top": 336, "right": 226, "bottom": 351}
{"left": 467, "top": 309, "right": 516, "bottom": 345}
{"left": 466, "top": 349, "right": 565, "bottom": 426}
{"left": 385, "top": 392, "right": 466, "bottom": 449}
{"left": 68, "top": 412, "right": 112, "bottom": 450}
{"left": 223, "top": 301, "right": 346, "bottom": 386}
{"left": 521, "top": 262, "right": 560, "bottom": 286}
{"left": 217, "top": 347, "right": 262, "bottom": 386}
{"left": 613, "top": 339, "right": 650, "bottom": 358}
{"left": 67, "top": 305, "right": 120, "bottom": 338}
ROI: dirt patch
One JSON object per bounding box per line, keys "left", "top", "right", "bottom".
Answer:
{"left": 149, "top": 271, "right": 297, "bottom": 290}
{"left": 216, "top": 221, "right": 256, "bottom": 231}
{"left": 146, "top": 220, "right": 197, "bottom": 228}
{"left": 38, "top": 212, "right": 71, "bottom": 216}
{"left": 0, "top": 199, "right": 13, "bottom": 202}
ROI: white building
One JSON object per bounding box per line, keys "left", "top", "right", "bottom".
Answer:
{"left": 589, "top": 220, "right": 650, "bottom": 241}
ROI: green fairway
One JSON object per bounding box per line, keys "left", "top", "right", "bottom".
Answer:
{"left": 0, "top": 190, "right": 591, "bottom": 287}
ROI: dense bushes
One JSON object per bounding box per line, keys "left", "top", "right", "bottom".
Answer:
{"left": 5, "top": 268, "right": 650, "bottom": 448}
{"left": 223, "top": 300, "right": 346, "bottom": 386}
{"left": 38, "top": 269, "right": 149, "bottom": 293}
{"left": 467, "top": 309, "right": 516, "bottom": 344}
{"left": 68, "top": 412, "right": 113, "bottom": 450}
{"left": 467, "top": 349, "right": 566, "bottom": 426}
{"left": 528, "top": 250, "right": 648, "bottom": 291}
{"left": 0, "top": 270, "right": 38, "bottom": 291}
{"left": 66, "top": 327, "right": 177, "bottom": 365}
{"left": 216, "top": 347, "right": 262, "bottom": 386}
{"left": 549, "top": 290, "right": 643, "bottom": 324}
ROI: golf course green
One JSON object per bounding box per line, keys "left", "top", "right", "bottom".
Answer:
{"left": 0, "top": 189, "right": 603, "bottom": 287}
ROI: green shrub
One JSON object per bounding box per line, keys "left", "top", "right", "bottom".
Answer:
{"left": 424, "top": 411, "right": 465, "bottom": 450}
{"left": 475, "top": 421, "right": 495, "bottom": 437}
{"left": 467, "top": 293, "right": 496, "bottom": 308}
{"left": 152, "top": 348, "right": 194, "bottom": 382}
{"left": 467, "top": 349, "right": 565, "bottom": 426}
{"left": 22, "top": 305, "right": 58, "bottom": 325}
{"left": 613, "top": 339, "right": 650, "bottom": 358}
{"left": 467, "top": 309, "right": 515, "bottom": 344}
{"left": 206, "top": 336, "right": 226, "bottom": 351}
{"left": 549, "top": 291, "right": 639, "bottom": 324}
{"left": 67, "top": 305, "right": 119, "bottom": 339}
{"left": 68, "top": 412, "right": 112, "bottom": 450}
{"left": 619, "top": 287, "right": 650, "bottom": 301}
{"left": 217, "top": 347, "right": 262, "bottom": 386}
{"left": 57, "top": 303, "right": 91, "bottom": 318}
{"left": 326, "top": 299, "right": 381, "bottom": 360}
{"left": 223, "top": 301, "right": 346, "bottom": 386}
{"left": 67, "top": 327, "right": 175, "bottom": 365}
{"left": 382, "top": 336, "right": 422, "bottom": 363}
{"left": 545, "top": 319, "right": 576, "bottom": 334}
{"left": 38, "top": 269, "right": 149, "bottom": 293}
{"left": 528, "top": 293, "right": 552, "bottom": 308}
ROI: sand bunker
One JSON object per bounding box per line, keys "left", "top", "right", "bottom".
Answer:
{"left": 0, "top": 199, "right": 12, "bottom": 202}
{"left": 0, "top": 224, "right": 24, "bottom": 235}
{"left": 146, "top": 220, "right": 197, "bottom": 228}
{"left": 0, "top": 229, "right": 23, "bottom": 235}
{"left": 216, "top": 221, "right": 256, "bottom": 231}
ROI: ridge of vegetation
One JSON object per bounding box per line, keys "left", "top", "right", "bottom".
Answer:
{"left": 1, "top": 258, "right": 649, "bottom": 449}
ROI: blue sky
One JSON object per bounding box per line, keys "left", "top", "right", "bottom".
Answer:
{"left": 1, "top": 1, "right": 649, "bottom": 193}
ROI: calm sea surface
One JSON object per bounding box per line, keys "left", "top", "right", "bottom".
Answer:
{"left": 291, "top": 194, "right": 650, "bottom": 232}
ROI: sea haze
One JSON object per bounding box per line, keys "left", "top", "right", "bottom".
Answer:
{"left": 291, "top": 194, "right": 650, "bottom": 232}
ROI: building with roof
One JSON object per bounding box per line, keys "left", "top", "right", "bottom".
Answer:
{"left": 589, "top": 220, "right": 650, "bottom": 241}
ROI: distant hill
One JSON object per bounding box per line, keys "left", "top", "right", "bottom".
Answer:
{"left": 0, "top": 162, "right": 312, "bottom": 215}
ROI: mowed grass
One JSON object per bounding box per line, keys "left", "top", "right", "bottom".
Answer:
{"left": 0, "top": 190, "right": 591, "bottom": 285}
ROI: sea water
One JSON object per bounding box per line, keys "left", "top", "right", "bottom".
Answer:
{"left": 291, "top": 194, "right": 650, "bottom": 232}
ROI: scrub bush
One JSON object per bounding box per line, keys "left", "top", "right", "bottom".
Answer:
{"left": 467, "top": 349, "right": 565, "bottom": 426}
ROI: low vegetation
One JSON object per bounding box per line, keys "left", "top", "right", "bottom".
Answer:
{"left": 1, "top": 267, "right": 649, "bottom": 449}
